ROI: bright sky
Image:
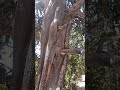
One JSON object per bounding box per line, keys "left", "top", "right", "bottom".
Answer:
{"left": 35, "top": 41, "right": 41, "bottom": 58}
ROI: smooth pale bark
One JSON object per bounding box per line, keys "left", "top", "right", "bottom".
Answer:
{"left": 10, "top": 0, "right": 34, "bottom": 90}
{"left": 35, "top": 0, "right": 60, "bottom": 89}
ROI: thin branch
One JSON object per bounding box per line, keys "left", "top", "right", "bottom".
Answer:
{"left": 60, "top": 48, "right": 117, "bottom": 67}
{"left": 60, "top": 48, "right": 84, "bottom": 54}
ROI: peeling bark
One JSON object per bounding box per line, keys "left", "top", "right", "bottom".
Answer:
{"left": 60, "top": 48, "right": 84, "bottom": 54}
{"left": 37, "top": 0, "right": 70, "bottom": 90}
{"left": 37, "top": 0, "right": 85, "bottom": 90}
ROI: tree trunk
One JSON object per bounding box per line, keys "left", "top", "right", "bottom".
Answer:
{"left": 10, "top": 0, "right": 34, "bottom": 90}
{"left": 37, "top": 0, "right": 72, "bottom": 90}
{"left": 22, "top": 32, "right": 35, "bottom": 90}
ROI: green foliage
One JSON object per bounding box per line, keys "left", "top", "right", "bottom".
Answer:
{"left": 0, "top": 0, "right": 16, "bottom": 18}
{"left": 64, "top": 12, "right": 85, "bottom": 89}
{"left": 0, "top": 1, "right": 15, "bottom": 89}
{"left": 0, "top": 36, "right": 4, "bottom": 59}
{"left": 64, "top": 55, "right": 85, "bottom": 90}
{"left": 63, "top": 1, "right": 85, "bottom": 89}
{"left": 0, "top": 64, "right": 6, "bottom": 83}
{"left": 86, "top": 66, "right": 117, "bottom": 90}
{"left": 0, "top": 63, "right": 12, "bottom": 90}
{"left": 0, "top": 84, "right": 8, "bottom": 90}
{"left": 86, "top": 0, "right": 120, "bottom": 89}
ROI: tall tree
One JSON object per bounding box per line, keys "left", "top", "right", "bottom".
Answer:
{"left": 36, "top": 0, "right": 84, "bottom": 90}
{"left": 10, "top": 0, "right": 35, "bottom": 90}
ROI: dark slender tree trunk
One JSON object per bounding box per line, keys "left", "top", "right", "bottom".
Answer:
{"left": 22, "top": 31, "right": 35, "bottom": 90}
{"left": 10, "top": 0, "right": 35, "bottom": 90}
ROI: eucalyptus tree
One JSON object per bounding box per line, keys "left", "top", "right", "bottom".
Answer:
{"left": 35, "top": 0, "right": 85, "bottom": 90}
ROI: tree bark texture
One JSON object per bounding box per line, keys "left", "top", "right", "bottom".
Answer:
{"left": 11, "top": 0, "right": 35, "bottom": 90}
{"left": 36, "top": 0, "right": 86, "bottom": 90}
{"left": 37, "top": 0, "right": 72, "bottom": 90}
{"left": 22, "top": 32, "right": 35, "bottom": 90}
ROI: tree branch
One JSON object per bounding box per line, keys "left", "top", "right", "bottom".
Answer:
{"left": 86, "top": 53, "right": 112, "bottom": 66}
{"left": 60, "top": 48, "right": 114, "bottom": 66}
{"left": 60, "top": 48, "right": 84, "bottom": 54}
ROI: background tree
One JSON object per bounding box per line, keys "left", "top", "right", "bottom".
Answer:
{"left": 0, "top": 0, "right": 16, "bottom": 89}
{"left": 86, "top": 0, "right": 120, "bottom": 89}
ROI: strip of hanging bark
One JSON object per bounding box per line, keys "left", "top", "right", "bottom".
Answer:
{"left": 57, "top": 13, "right": 72, "bottom": 89}
{"left": 60, "top": 48, "right": 84, "bottom": 54}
